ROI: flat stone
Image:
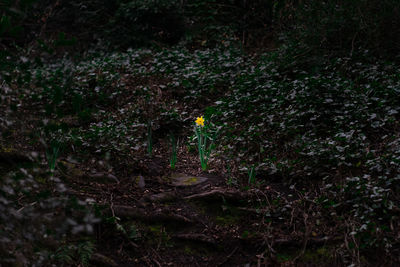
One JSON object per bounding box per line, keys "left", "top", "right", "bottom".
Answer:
{"left": 170, "top": 173, "right": 208, "bottom": 187}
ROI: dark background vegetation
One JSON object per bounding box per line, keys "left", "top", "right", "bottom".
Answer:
{"left": 2, "top": 0, "right": 400, "bottom": 55}
{"left": 1, "top": 0, "right": 400, "bottom": 266}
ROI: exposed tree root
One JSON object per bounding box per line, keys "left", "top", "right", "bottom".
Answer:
{"left": 143, "top": 191, "right": 178, "bottom": 203}
{"left": 88, "top": 172, "right": 120, "bottom": 183}
{"left": 244, "top": 234, "right": 343, "bottom": 249}
{"left": 109, "top": 205, "right": 194, "bottom": 224}
{"left": 183, "top": 187, "right": 261, "bottom": 202}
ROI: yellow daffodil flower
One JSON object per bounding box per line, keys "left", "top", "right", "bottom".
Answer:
{"left": 195, "top": 116, "right": 205, "bottom": 127}
{"left": 194, "top": 115, "right": 217, "bottom": 171}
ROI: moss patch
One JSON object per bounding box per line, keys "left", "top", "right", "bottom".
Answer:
{"left": 184, "top": 177, "right": 198, "bottom": 185}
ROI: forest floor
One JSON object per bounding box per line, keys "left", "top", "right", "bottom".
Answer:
{"left": 1, "top": 45, "right": 399, "bottom": 266}
{"left": 1, "top": 129, "right": 340, "bottom": 266}
{"left": 1, "top": 91, "right": 337, "bottom": 267}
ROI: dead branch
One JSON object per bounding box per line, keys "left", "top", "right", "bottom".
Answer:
{"left": 273, "top": 236, "right": 342, "bottom": 247}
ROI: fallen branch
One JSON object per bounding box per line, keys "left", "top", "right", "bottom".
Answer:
{"left": 173, "top": 233, "right": 216, "bottom": 245}
{"left": 90, "top": 253, "right": 118, "bottom": 267}
{"left": 241, "top": 234, "right": 342, "bottom": 249}
{"left": 273, "top": 236, "right": 342, "bottom": 247}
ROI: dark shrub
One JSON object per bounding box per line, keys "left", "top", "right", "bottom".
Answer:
{"left": 108, "top": 0, "right": 185, "bottom": 48}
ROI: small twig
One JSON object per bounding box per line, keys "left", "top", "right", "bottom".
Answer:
{"left": 292, "top": 201, "right": 312, "bottom": 262}
{"left": 152, "top": 258, "right": 162, "bottom": 267}
{"left": 218, "top": 246, "right": 239, "bottom": 266}
{"left": 150, "top": 247, "right": 163, "bottom": 267}
{"left": 257, "top": 252, "right": 266, "bottom": 267}
{"left": 289, "top": 205, "right": 296, "bottom": 228}
{"left": 156, "top": 226, "right": 164, "bottom": 251}
{"left": 127, "top": 238, "right": 139, "bottom": 249}
{"left": 151, "top": 248, "right": 162, "bottom": 266}
{"left": 350, "top": 32, "right": 358, "bottom": 57}
{"left": 293, "top": 215, "right": 309, "bottom": 261}
{"left": 142, "top": 254, "right": 153, "bottom": 267}
{"left": 16, "top": 201, "right": 37, "bottom": 213}
{"left": 110, "top": 193, "right": 116, "bottom": 218}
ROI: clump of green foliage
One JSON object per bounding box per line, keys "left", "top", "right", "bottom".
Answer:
{"left": 0, "top": 166, "right": 98, "bottom": 265}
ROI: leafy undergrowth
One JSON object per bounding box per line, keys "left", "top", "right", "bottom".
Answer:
{"left": 1, "top": 45, "right": 400, "bottom": 265}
